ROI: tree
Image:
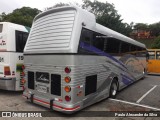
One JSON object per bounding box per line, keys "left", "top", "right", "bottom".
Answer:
{"left": 149, "top": 22, "right": 160, "bottom": 37}
{"left": 45, "top": 2, "right": 69, "bottom": 11}
{"left": 151, "top": 36, "right": 160, "bottom": 49}
{"left": 82, "top": 0, "right": 132, "bottom": 36}
{"left": 0, "top": 12, "right": 6, "bottom": 22}
{"left": 134, "top": 23, "right": 148, "bottom": 30}
{"left": 1, "top": 7, "right": 41, "bottom": 27}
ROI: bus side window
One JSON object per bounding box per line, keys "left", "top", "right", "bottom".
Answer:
{"left": 130, "top": 45, "right": 137, "bottom": 54}
{"left": 148, "top": 51, "right": 155, "bottom": 60}
{"left": 78, "top": 28, "right": 93, "bottom": 54}
{"left": 92, "top": 33, "right": 105, "bottom": 52}
{"left": 156, "top": 51, "right": 160, "bottom": 60}
{"left": 120, "top": 41, "right": 130, "bottom": 54}
{"left": 81, "top": 29, "right": 92, "bottom": 45}
{"left": 105, "top": 38, "right": 121, "bottom": 55}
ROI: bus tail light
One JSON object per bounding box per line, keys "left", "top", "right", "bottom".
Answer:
{"left": 22, "top": 65, "right": 25, "bottom": 70}
{"left": 64, "top": 76, "right": 71, "bottom": 83}
{"left": 22, "top": 86, "right": 25, "bottom": 91}
{"left": 64, "top": 67, "right": 71, "bottom": 73}
{"left": 12, "top": 71, "right": 15, "bottom": 75}
{"left": 4, "top": 66, "right": 11, "bottom": 76}
{"left": 22, "top": 72, "right": 25, "bottom": 76}
{"left": 65, "top": 95, "right": 71, "bottom": 102}
{"left": 64, "top": 86, "right": 71, "bottom": 92}
{"left": 21, "top": 79, "right": 26, "bottom": 84}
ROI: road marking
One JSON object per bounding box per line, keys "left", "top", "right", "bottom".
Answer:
{"left": 109, "top": 98, "right": 160, "bottom": 111}
{"left": 150, "top": 84, "right": 160, "bottom": 86}
{"left": 136, "top": 85, "right": 157, "bottom": 103}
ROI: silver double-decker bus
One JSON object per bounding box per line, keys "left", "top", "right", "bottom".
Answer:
{"left": 23, "top": 6, "right": 147, "bottom": 113}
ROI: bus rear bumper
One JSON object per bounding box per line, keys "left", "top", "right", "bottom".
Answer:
{"left": 23, "top": 91, "right": 81, "bottom": 114}
{"left": 0, "top": 77, "right": 17, "bottom": 91}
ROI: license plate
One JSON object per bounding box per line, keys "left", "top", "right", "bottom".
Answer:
{"left": 37, "top": 85, "right": 47, "bottom": 93}
{"left": 36, "top": 72, "right": 49, "bottom": 83}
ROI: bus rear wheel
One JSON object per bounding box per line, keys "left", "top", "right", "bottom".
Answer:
{"left": 109, "top": 79, "right": 118, "bottom": 99}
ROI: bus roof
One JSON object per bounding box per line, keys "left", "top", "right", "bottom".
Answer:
{"left": 25, "top": 6, "right": 146, "bottom": 54}
{"left": 34, "top": 6, "right": 146, "bottom": 49}
{"left": 95, "top": 23, "right": 146, "bottom": 48}
{"left": 0, "top": 22, "right": 30, "bottom": 32}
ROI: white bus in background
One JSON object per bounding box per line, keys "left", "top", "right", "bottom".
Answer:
{"left": 23, "top": 6, "right": 147, "bottom": 113}
{"left": 0, "top": 22, "right": 30, "bottom": 91}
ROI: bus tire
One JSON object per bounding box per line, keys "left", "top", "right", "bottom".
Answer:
{"left": 109, "top": 79, "right": 118, "bottom": 99}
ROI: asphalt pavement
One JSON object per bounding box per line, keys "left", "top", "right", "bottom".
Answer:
{"left": 0, "top": 75, "right": 159, "bottom": 120}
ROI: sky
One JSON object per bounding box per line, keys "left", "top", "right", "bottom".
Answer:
{"left": 0, "top": 0, "right": 160, "bottom": 24}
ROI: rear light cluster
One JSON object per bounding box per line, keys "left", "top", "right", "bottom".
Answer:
{"left": 65, "top": 96, "right": 71, "bottom": 102}
{"left": 64, "top": 86, "right": 71, "bottom": 92}
{"left": 64, "top": 76, "right": 71, "bottom": 83}
{"left": 12, "top": 71, "right": 15, "bottom": 76}
{"left": 22, "top": 65, "right": 25, "bottom": 69}
{"left": 22, "top": 71, "right": 25, "bottom": 76}
{"left": 64, "top": 67, "right": 71, "bottom": 102}
{"left": 21, "top": 79, "right": 26, "bottom": 84}
{"left": 64, "top": 67, "right": 71, "bottom": 74}
{"left": 4, "top": 66, "right": 11, "bottom": 76}
{"left": 21, "top": 65, "right": 26, "bottom": 87}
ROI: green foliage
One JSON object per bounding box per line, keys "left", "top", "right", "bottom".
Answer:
{"left": 0, "top": 7, "right": 41, "bottom": 27}
{"left": 134, "top": 23, "right": 149, "bottom": 30}
{"left": 0, "top": 12, "right": 6, "bottom": 22}
{"left": 82, "top": 0, "right": 132, "bottom": 36}
{"left": 45, "top": 2, "right": 69, "bottom": 10}
{"left": 53, "top": 3, "right": 69, "bottom": 8}
{"left": 149, "top": 22, "right": 160, "bottom": 37}
{"left": 136, "top": 39, "right": 155, "bottom": 48}
{"left": 151, "top": 36, "right": 160, "bottom": 49}
{"left": 133, "top": 22, "right": 160, "bottom": 37}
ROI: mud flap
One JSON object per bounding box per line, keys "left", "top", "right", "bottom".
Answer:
{"left": 50, "top": 99, "right": 54, "bottom": 110}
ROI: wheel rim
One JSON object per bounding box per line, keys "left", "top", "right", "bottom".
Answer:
{"left": 111, "top": 83, "right": 117, "bottom": 96}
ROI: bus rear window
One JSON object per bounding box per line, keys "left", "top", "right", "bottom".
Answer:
{"left": 15, "top": 30, "right": 29, "bottom": 52}
{"left": 0, "top": 24, "right": 3, "bottom": 33}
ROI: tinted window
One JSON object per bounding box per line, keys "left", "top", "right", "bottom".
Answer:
{"left": 121, "top": 42, "right": 130, "bottom": 53}
{"left": 93, "top": 33, "right": 105, "bottom": 51}
{"left": 78, "top": 29, "right": 93, "bottom": 54}
{"left": 148, "top": 51, "right": 155, "bottom": 59}
{"left": 16, "top": 30, "right": 29, "bottom": 52}
{"left": 80, "top": 29, "right": 92, "bottom": 44}
{"left": 0, "top": 24, "right": 3, "bottom": 33}
{"left": 78, "top": 28, "right": 145, "bottom": 56}
{"left": 105, "top": 38, "right": 121, "bottom": 54}
{"left": 156, "top": 51, "right": 160, "bottom": 60}
{"left": 137, "top": 47, "right": 142, "bottom": 51}
{"left": 130, "top": 45, "right": 137, "bottom": 52}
